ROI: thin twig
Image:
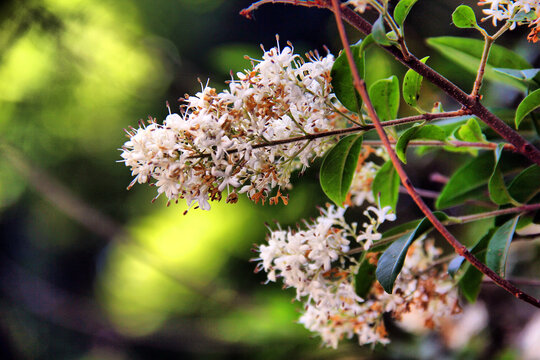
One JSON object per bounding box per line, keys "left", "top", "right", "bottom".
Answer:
{"left": 240, "top": 0, "right": 328, "bottom": 18}
{"left": 455, "top": 203, "right": 540, "bottom": 224}
{"left": 483, "top": 277, "right": 540, "bottom": 287}
{"left": 189, "top": 111, "right": 505, "bottom": 159}
{"left": 399, "top": 186, "right": 439, "bottom": 199}
{"left": 347, "top": 203, "right": 540, "bottom": 256}
{"left": 470, "top": 35, "right": 493, "bottom": 99}
{"left": 329, "top": 0, "right": 540, "bottom": 308}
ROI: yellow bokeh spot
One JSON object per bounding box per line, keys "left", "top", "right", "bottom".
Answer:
{"left": 99, "top": 199, "right": 257, "bottom": 336}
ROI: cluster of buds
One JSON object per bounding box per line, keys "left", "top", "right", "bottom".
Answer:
{"left": 120, "top": 43, "right": 344, "bottom": 210}
{"left": 478, "top": 0, "right": 540, "bottom": 41}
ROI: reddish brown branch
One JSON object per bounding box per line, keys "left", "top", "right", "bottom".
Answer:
{"left": 189, "top": 111, "right": 503, "bottom": 159}
{"left": 241, "top": 0, "right": 540, "bottom": 166}
{"left": 329, "top": 0, "right": 540, "bottom": 308}
{"left": 334, "top": 2, "right": 540, "bottom": 166}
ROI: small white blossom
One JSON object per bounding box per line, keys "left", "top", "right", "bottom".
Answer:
{"left": 477, "top": 0, "right": 540, "bottom": 41}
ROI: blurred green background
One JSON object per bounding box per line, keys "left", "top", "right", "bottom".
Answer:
{"left": 0, "top": 0, "right": 539, "bottom": 359}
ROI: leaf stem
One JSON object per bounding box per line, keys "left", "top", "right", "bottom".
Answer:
{"left": 470, "top": 36, "right": 493, "bottom": 100}
{"left": 330, "top": 0, "right": 540, "bottom": 308}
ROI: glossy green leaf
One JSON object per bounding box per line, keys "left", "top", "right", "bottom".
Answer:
{"left": 331, "top": 41, "right": 366, "bottom": 113}
{"left": 372, "top": 160, "right": 400, "bottom": 212}
{"left": 355, "top": 253, "right": 377, "bottom": 298}
{"left": 455, "top": 117, "right": 487, "bottom": 143}
{"left": 394, "top": 0, "right": 419, "bottom": 27}
{"left": 448, "top": 255, "right": 465, "bottom": 278}
{"left": 489, "top": 144, "right": 518, "bottom": 206}
{"left": 511, "top": 10, "right": 537, "bottom": 23}
{"left": 436, "top": 151, "right": 494, "bottom": 209}
{"left": 448, "top": 225, "right": 495, "bottom": 278}
{"left": 368, "top": 75, "right": 400, "bottom": 121}
{"left": 508, "top": 165, "right": 540, "bottom": 203}
{"left": 372, "top": 15, "right": 391, "bottom": 46}
{"left": 320, "top": 135, "right": 363, "bottom": 206}
{"left": 452, "top": 5, "right": 478, "bottom": 28}
{"left": 376, "top": 212, "right": 448, "bottom": 293}
{"left": 396, "top": 123, "right": 446, "bottom": 163}
{"left": 427, "top": 36, "right": 531, "bottom": 90}
{"left": 486, "top": 216, "right": 519, "bottom": 277}
{"left": 515, "top": 88, "right": 540, "bottom": 129}
{"left": 458, "top": 230, "right": 492, "bottom": 303}
{"left": 369, "top": 218, "right": 425, "bottom": 253}
{"left": 403, "top": 56, "right": 429, "bottom": 107}
{"left": 359, "top": 34, "right": 375, "bottom": 54}
{"left": 435, "top": 150, "right": 529, "bottom": 209}
{"left": 493, "top": 68, "right": 540, "bottom": 85}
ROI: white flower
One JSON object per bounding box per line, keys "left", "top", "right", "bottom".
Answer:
{"left": 365, "top": 205, "right": 397, "bottom": 224}
{"left": 121, "top": 41, "right": 344, "bottom": 210}
{"left": 357, "top": 224, "right": 382, "bottom": 250}
{"left": 345, "top": 0, "right": 372, "bottom": 13}
{"left": 478, "top": 0, "right": 540, "bottom": 38}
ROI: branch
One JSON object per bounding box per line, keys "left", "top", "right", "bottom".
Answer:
{"left": 240, "top": 0, "right": 328, "bottom": 18}
{"left": 334, "top": 3, "right": 540, "bottom": 166}
{"left": 190, "top": 111, "right": 510, "bottom": 159}
{"left": 241, "top": 0, "right": 540, "bottom": 166}
{"left": 347, "top": 203, "right": 540, "bottom": 255}
{"left": 329, "top": 0, "right": 540, "bottom": 308}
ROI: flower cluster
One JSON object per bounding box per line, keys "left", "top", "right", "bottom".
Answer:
{"left": 256, "top": 205, "right": 460, "bottom": 348}
{"left": 255, "top": 204, "right": 397, "bottom": 348}
{"left": 478, "top": 0, "right": 540, "bottom": 41}
{"left": 120, "top": 43, "right": 343, "bottom": 210}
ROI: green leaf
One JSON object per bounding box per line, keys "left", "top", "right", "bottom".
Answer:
{"left": 355, "top": 253, "right": 377, "bottom": 298}
{"left": 376, "top": 212, "right": 448, "bottom": 293}
{"left": 427, "top": 36, "right": 531, "bottom": 90}
{"left": 368, "top": 75, "right": 400, "bottom": 121}
{"left": 448, "top": 255, "right": 465, "bottom": 277}
{"left": 435, "top": 151, "right": 529, "bottom": 209}
{"left": 452, "top": 5, "right": 478, "bottom": 28}
{"left": 359, "top": 34, "right": 375, "bottom": 54}
{"left": 396, "top": 123, "right": 446, "bottom": 163}
{"left": 508, "top": 165, "right": 540, "bottom": 203}
{"left": 394, "top": 0, "right": 419, "bottom": 27}
{"left": 511, "top": 10, "right": 537, "bottom": 23}
{"left": 372, "top": 160, "right": 400, "bottom": 212}
{"left": 331, "top": 41, "right": 366, "bottom": 113}
{"left": 403, "top": 56, "right": 429, "bottom": 107}
{"left": 372, "top": 15, "right": 391, "bottom": 46}
{"left": 436, "top": 151, "right": 494, "bottom": 209}
{"left": 515, "top": 88, "right": 540, "bottom": 129}
{"left": 455, "top": 117, "right": 487, "bottom": 143}
{"left": 493, "top": 68, "right": 540, "bottom": 85}
{"left": 458, "top": 230, "right": 492, "bottom": 303}
{"left": 320, "top": 135, "right": 363, "bottom": 206}
{"left": 489, "top": 144, "right": 519, "bottom": 206}
{"left": 486, "top": 216, "right": 519, "bottom": 277}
